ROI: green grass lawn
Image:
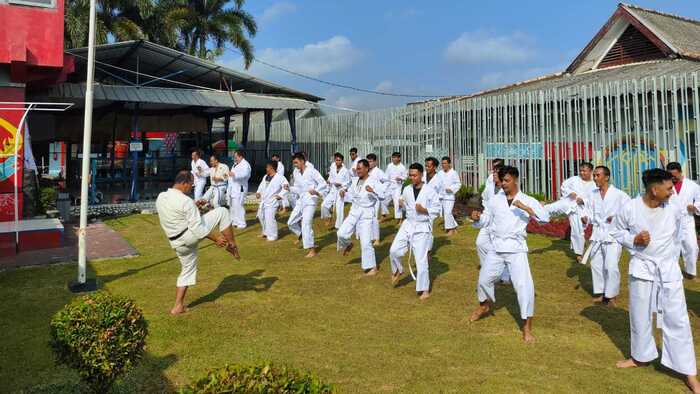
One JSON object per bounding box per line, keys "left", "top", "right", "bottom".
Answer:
{"left": 2, "top": 210, "right": 700, "bottom": 393}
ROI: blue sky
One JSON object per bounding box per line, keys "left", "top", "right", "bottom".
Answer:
{"left": 222, "top": 1, "right": 700, "bottom": 111}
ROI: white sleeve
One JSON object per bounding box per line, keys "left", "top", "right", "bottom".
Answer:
{"left": 611, "top": 204, "right": 637, "bottom": 250}
{"left": 185, "top": 199, "right": 209, "bottom": 239}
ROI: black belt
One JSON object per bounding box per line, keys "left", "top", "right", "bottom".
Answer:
{"left": 168, "top": 228, "right": 188, "bottom": 241}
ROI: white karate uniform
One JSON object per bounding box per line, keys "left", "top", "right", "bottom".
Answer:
{"left": 321, "top": 164, "right": 351, "bottom": 229}
{"left": 368, "top": 166, "right": 389, "bottom": 241}
{"left": 383, "top": 162, "right": 408, "bottom": 219}
{"left": 475, "top": 180, "right": 511, "bottom": 283}
{"left": 288, "top": 162, "right": 314, "bottom": 210}
{"left": 475, "top": 191, "right": 550, "bottom": 320}
{"left": 390, "top": 183, "right": 441, "bottom": 292}
{"left": 227, "top": 158, "right": 251, "bottom": 228}
{"left": 582, "top": 185, "right": 630, "bottom": 299}
{"left": 191, "top": 158, "right": 210, "bottom": 200}
{"left": 287, "top": 165, "right": 327, "bottom": 249}
{"left": 275, "top": 161, "right": 290, "bottom": 209}
{"left": 440, "top": 168, "right": 461, "bottom": 230}
{"left": 611, "top": 197, "right": 696, "bottom": 376}
{"left": 337, "top": 177, "right": 383, "bottom": 270}
{"left": 557, "top": 176, "right": 596, "bottom": 255}
{"left": 256, "top": 173, "right": 288, "bottom": 241}
{"left": 201, "top": 163, "right": 229, "bottom": 208}
{"left": 669, "top": 178, "right": 700, "bottom": 276}
{"left": 155, "top": 188, "right": 231, "bottom": 287}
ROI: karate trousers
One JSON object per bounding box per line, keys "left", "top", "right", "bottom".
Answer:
{"left": 371, "top": 202, "right": 381, "bottom": 241}
{"left": 390, "top": 225, "right": 432, "bottom": 292}
{"left": 337, "top": 207, "right": 375, "bottom": 270}
{"left": 477, "top": 251, "right": 535, "bottom": 320}
{"left": 569, "top": 212, "right": 586, "bottom": 256}
{"left": 475, "top": 229, "right": 510, "bottom": 282}
{"left": 288, "top": 202, "right": 317, "bottom": 249}
{"left": 381, "top": 186, "right": 403, "bottom": 219}
{"left": 590, "top": 242, "right": 621, "bottom": 299}
{"left": 321, "top": 189, "right": 345, "bottom": 229}
{"left": 442, "top": 199, "right": 457, "bottom": 230}
{"left": 172, "top": 207, "right": 231, "bottom": 287}
{"left": 228, "top": 193, "right": 247, "bottom": 228}
{"left": 194, "top": 180, "right": 206, "bottom": 200}
{"left": 680, "top": 220, "right": 698, "bottom": 276}
{"left": 258, "top": 203, "right": 280, "bottom": 241}
{"left": 628, "top": 276, "right": 697, "bottom": 376}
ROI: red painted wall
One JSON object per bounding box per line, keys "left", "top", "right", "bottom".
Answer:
{"left": 0, "top": 1, "right": 65, "bottom": 69}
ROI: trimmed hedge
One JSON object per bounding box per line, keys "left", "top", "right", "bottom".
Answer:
{"left": 49, "top": 291, "right": 148, "bottom": 393}
{"left": 181, "top": 363, "right": 333, "bottom": 394}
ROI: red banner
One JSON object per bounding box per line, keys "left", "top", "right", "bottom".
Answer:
{"left": 0, "top": 87, "right": 25, "bottom": 222}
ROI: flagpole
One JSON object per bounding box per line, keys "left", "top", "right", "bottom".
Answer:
{"left": 70, "top": 0, "right": 98, "bottom": 292}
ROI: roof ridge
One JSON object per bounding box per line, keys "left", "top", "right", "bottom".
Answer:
{"left": 621, "top": 2, "right": 700, "bottom": 27}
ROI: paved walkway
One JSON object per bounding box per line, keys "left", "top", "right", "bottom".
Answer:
{"left": 0, "top": 221, "right": 138, "bottom": 269}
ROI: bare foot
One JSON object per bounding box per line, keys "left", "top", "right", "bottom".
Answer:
{"left": 419, "top": 291, "right": 431, "bottom": 300}
{"left": 364, "top": 267, "right": 378, "bottom": 276}
{"left": 592, "top": 295, "right": 604, "bottom": 304}
{"left": 391, "top": 271, "right": 402, "bottom": 285}
{"left": 170, "top": 305, "right": 188, "bottom": 315}
{"left": 225, "top": 243, "right": 240, "bottom": 259}
{"left": 686, "top": 375, "right": 700, "bottom": 394}
{"left": 342, "top": 243, "right": 354, "bottom": 256}
{"left": 576, "top": 255, "right": 583, "bottom": 263}
{"left": 616, "top": 359, "right": 647, "bottom": 369}
{"left": 606, "top": 297, "right": 617, "bottom": 307}
{"left": 523, "top": 330, "right": 536, "bottom": 344}
{"left": 305, "top": 248, "right": 317, "bottom": 258}
{"left": 373, "top": 240, "right": 380, "bottom": 247}
{"left": 294, "top": 237, "right": 301, "bottom": 246}
{"left": 447, "top": 229, "right": 457, "bottom": 237}
{"left": 379, "top": 216, "right": 388, "bottom": 223}
{"left": 469, "top": 303, "right": 492, "bottom": 322}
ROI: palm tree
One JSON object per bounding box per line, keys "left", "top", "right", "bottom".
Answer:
{"left": 178, "top": 0, "right": 257, "bottom": 67}
{"left": 64, "top": 0, "right": 109, "bottom": 48}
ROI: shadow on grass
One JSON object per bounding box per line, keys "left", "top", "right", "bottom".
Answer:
{"left": 580, "top": 305, "right": 630, "bottom": 356}
{"left": 684, "top": 287, "right": 700, "bottom": 319}
{"left": 530, "top": 238, "right": 594, "bottom": 296}
{"left": 188, "top": 269, "right": 278, "bottom": 308}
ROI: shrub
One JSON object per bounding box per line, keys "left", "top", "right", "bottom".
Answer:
{"left": 181, "top": 362, "right": 333, "bottom": 394}
{"left": 478, "top": 183, "right": 486, "bottom": 194}
{"left": 526, "top": 192, "right": 548, "bottom": 202}
{"left": 49, "top": 291, "right": 148, "bottom": 393}
{"left": 39, "top": 187, "right": 57, "bottom": 213}
{"left": 455, "top": 184, "right": 476, "bottom": 202}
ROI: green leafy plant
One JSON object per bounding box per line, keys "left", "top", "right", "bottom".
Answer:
{"left": 526, "top": 192, "right": 548, "bottom": 202}
{"left": 39, "top": 187, "right": 58, "bottom": 213}
{"left": 181, "top": 362, "right": 333, "bottom": 394}
{"left": 478, "top": 183, "right": 486, "bottom": 194}
{"left": 49, "top": 291, "right": 148, "bottom": 393}
{"left": 455, "top": 184, "right": 477, "bottom": 202}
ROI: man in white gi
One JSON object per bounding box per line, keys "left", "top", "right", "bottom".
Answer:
{"left": 423, "top": 157, "right": 444, "bottom": 199}
{"left": 337, "top": 159, "right": 383, "bottom": 276}
{"left": 580, "top": 166, "right": 630, "bottom": 305}
{"left": 200, "top": 154, "right": 229, "bottom": 208}
{"left": 475, "top": 164, "right": 511, "bottom": 284}
{"left": 611, "top": 168, "right": 700, "bottom": 393}
{"left": 256, "top": 161, "right": 288, "bottom": 241}
{"left": 469, "top": 166, "right": 550, "bottom": 343}
{"left": 440, "top": 156, "right": 462, "bottom": 236}
{"left": 227, "top": 150, "right": 251, "bottom": 229}
{"left": 367, "top": 153, "right": 388, "bottom": 245}
{"left": 667, "top": 162, "right": 700, "bottom": 278}
{"left": 389, "top": 163, "right": 441, "bottom": 300}
{"left": 286, "top": 152, "right": 328, "bottom": 258}
{"left": 348, "top": 147, "right": 360, "bottom": 179}
{"left": 288, "top": 152, "right": 315, "bottom": 211}
{"left": 156, "top": 170, "right": 240, "bottom": 315}
{"left": 383, "top": 152, "right": 408, "bottom": 223}
{"left": 483, "top": 158, "right": 504, "bottom": 198}
{"left": 271, "top": 153, "right": 288, "bottom": 213}
{"left": 545, "top": 162, "right": 595, "bottom": 262}
{"left": 190, "top": 149, "right": 210, "bottom": 200}
{"left": 321, "top": 152, "right": 351, "bottom": 230}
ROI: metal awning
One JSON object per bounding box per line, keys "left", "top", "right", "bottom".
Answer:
{"left": 46, "top": 83, "right": 319, "bottom": 111}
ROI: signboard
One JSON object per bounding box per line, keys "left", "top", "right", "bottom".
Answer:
{"left": 0, "top": 88, "right": 25, "bottom": 222}
{"left": 129, "top": 142, "right": 143, "bottom": 152}
{"left": 485, "top": 142, "right": 544, "bottom": 159}
{"left": 425, "top": 144, "right": 433, "bottom": 153}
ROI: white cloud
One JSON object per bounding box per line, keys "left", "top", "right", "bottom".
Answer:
{"left": 444, "top": 30, "right": 536, "bottom": 65}
{"left": 374, "top": 80, "right": 393, "bottom": 92}
{"left": 259, "top": 1, "right": 297, "bottom": 24}
{"left": 255, "top": 36, "right": 362, "bottom": 77}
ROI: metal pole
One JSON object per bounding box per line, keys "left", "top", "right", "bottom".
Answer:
{"left": 72, "top": 0, "right": 98, "bottom": 292}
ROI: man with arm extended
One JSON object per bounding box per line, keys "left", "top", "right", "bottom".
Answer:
{"left": 227, "top": 150, "right": 251, "bottom": 229}
{"left": 256, "top": 161, "right": 288, "bottom": 241}
{"left": 190, "top": 149, "right": 210, "bottom": 200}
{"left": 611, "top": 168, "right": 699, "bottom": 393}
{"left": 469, "top": 166, "right": 550, "bottom": 343}
{"left": 667, "top": 161, "right": 700, "bottom": 279}
{"left": 156, "top": 170, "right": 239, "bottom": 315}
{"left": 286, "top": 152, "right": 328, "bottom": 258}
{"left": 200, "top": 154, "right": 229, "bottom": 209}
{"left": 383, "top": 152, "right": 408, "bottom": 223}
{"left": 440, "top": 156, "right": 462, "bottom": 236}
{"left": 389, "top": 163, "right": 441, "bottom": 300}
{"left": 321, "top": 153, "right": 351, "bottom": 229}
{"left": 367, "top": 153, "right": 388, "bottom": 245}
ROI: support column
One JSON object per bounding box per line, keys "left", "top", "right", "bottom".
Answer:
{"left": 129, "top": 103, "right": 140, "bottom": 202}
{"left": 206, "top": 116, "right": 213, "bottom": 155}
{"left": 287, "top": 109, "right": 298, "bottom": 154}
{"left": 264, "top": 109, "right": 273, "bottom": 159}
{"left": 241, "top": 111, "right": 250, "bottom": 152}
{"left": 223, "top": 114, "right": 231, "bottom": 160}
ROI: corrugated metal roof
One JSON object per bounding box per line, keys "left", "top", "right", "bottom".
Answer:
{"left": 65, "top": 40, "right": 323, "bottom": 102}
{"left": 47, "top": 83, "right": 319, "bottom": 110}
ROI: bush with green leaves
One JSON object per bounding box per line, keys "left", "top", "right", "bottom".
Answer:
{"left": 39, "top": 187, "right": 57, "bottom": 213}
{"left": 526, "top": 192, "right": 548, "bottom": 202}
{"left": 181, "top": 363, "right": 333, "bottom": 394}
{"left": 455, "top": 184, "right": 476, "bottom": 202}
{"left": 49, "top": 291, "right": 148, "bottom": 393}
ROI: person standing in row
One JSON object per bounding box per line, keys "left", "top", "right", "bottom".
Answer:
{"left": 286, "top": 153, "right": 328, "bottom": 258}
{"left": 271, "top": 153, "right": 288, "bottom": 213}
{"left": 383, "top": 152, "right": 408, "bottom": 223}
{"left": 190, "top": 149, "right": 210, "bottom": 200}
{"left": 321, "top": 152, "right": 351, "bottom": 230}
{"left": 227, "top": 150, "right": 251, "bottom": 229}
{"left": 256, "top": 161, "right": 288, "bottom": 241}
{"left": 667, "top": 161, "right": 700, "bottom": 279}
{"left": 440, "top": 156, "right": 462, "bottom": 236}
{"left": 200, "top": 154, "right": 229, "bottom": 208}
{"left": 367, "top": 153, "right": 388, "bottom": 246}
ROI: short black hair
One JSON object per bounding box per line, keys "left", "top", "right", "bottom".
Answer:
{"left": 334, "top": 152, "right": 344, "bottom": 161}
{"left": 498, "top": 165, "right": 519, "bottom": 180}
{"left": 392, "top": 152, "right": 401, "bottom": 158}
{"left": 234, "top": 150, "right": 245, "bottom": 158}
{"left": 441, "top": 156, "right": 451, "bottom": 164}
{"left": 191, "top": 148, "right": 201, "bottom": 157}
{"left": 174, "top": 170, "right": 193, "bottom": 185}
{"left": 292, "top": 152, "right": 306, "bottom": 162}
{"left": 271, "top": 153, "right": 281, "bottom": 159}
{"left": 408, "top": 163, "right": 424, "bottom": 173}
{"left": 350, "top": 147, "right": 358, "bottom": 154}
{"left": 492, "top": 158, "right": 504, "bottom": 167}
{"left": 579, "top": 161, "right": 593, "bottom": 171}
{"left": 357, "top": 159, "right": 369, "bottom": 169}
{"left": 493, "top": 163, "right": 504, "bottom": 172}
{"left": 667, "top": 162, "right": 682, "bottom": 172}
{"left": 642, "top": 168, "right": 672, "bottom": 189}
{"left": 425, "top": 157, "right": 439, "bottom": 167}
{"left": 366, "top": 153, "right": 377, "bottom": 161}
{"left": 594, "top": 165, "right": 611, "bottom": 177}
{"left": 210, "top": 154, "right": 219, "bottom": 162}
{"left": 265, "top": 160, "right": 277, "bottom": 170}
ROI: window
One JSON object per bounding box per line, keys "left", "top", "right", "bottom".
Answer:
{"left": 8, "top": 0, "right": 56, "bottom": 9}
